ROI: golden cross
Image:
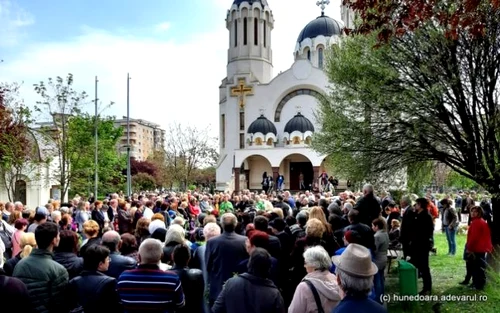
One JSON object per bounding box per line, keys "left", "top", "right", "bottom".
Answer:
{"left": 230, "top": 78, "right": 254, "bottom": 109}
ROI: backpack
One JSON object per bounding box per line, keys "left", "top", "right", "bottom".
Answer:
{"left": 0, "top": 221, "right": 13, "bottom": 255}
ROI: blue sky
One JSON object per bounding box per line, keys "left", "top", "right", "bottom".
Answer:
{"left": 9, "top": 0, "right": 223, "bottom": 43}
{"left": 0, "top": 0, "right": 342, "bottom": 132}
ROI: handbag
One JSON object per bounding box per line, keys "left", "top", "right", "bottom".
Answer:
{"left": 303, "top": 279, "right": 325, "bottom": 313}
{"left": 0, "top": 221, "right": 12, "bottom": 250}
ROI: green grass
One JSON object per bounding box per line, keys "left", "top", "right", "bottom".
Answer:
{"left": 385, "top": 233, "right": 500, "bottom": 313}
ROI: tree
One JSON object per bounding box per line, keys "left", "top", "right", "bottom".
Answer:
{"left": 164, "top": 123, "right": 218, "bottom": 190}
{"left": 446, "top": 170, "right": 479, "bottom": 190}
{"left": 132, "top": 172, "right": 156, "bottom": 192}
{"left": 34, "top": 74, "right": 87, "bottom": 201}
{"left": 147, "top": 150, "right": 172, "bottom": 188}
{"left": 406, "top": 162, "right": 434, "bottom": 195}
{"left": 433, "top": 162, "right": 451, "bottom": 191}
{"left": 0, "top": 83, "right": 41, "bottom": 202}
{"left": 67, "top": 114, "right": 125, "bottom": 197}
{"left": 313, "top": 7, "right": 500, "bottom": 242}
{"left": 192, "top": 167, "right": 216, "bottom": 189}
{"left": 344, "top": 0, "right": 496, "bottom": 41}
{"left": 130, "top": 158, "right": 158, "bottom": 177}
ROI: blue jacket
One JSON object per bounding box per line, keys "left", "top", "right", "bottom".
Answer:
{"left": 332, "top": 294, "right": 387, "bottom": 313}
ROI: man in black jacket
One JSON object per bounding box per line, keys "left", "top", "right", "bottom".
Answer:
{"left": 408, "top": 198, "right": 434, "bottom": 295}
{"left": 205, "top": 213, "right": 248, "bottom": 307}
{"left": 343, "top": 209, "right": 375, "bottom": 252}
{"left": 212, "top": 248, "right": 285, "bottom": 313}
{"left": 354, "top": 184, "right": 382, "bottom": 227}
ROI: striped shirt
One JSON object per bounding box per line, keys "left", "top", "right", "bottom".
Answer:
{"left": 117, "top": 264, "right": 185, "bottom": 313}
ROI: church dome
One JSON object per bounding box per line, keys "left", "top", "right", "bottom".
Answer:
{"left": 297, "top": 14, "right": 343, "bottom": 43}
{"left": 233, "top": 0, "right": 268, "bottom": 5}
{"left": 284, "top": 113, "right": 315, "bottom": 133}
{"left": 248, "top": 115, "right": 277, "bottom": 135}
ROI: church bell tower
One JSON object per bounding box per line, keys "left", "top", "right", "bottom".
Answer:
{"left": 226, "top": 0, "right": 274, "bottom": 84}
{"left": 340, "top": 2, "right": 355, "bottom": 30}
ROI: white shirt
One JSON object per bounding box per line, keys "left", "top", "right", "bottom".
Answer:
{"left": 143, "top": 207, "right": 154, "bottom": 220}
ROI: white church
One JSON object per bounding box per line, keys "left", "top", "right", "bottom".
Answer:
{"left": 216, "top": 0, "right": 354, "bottom": 192}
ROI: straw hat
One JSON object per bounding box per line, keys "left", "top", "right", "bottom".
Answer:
{"left": 332, "top": 243, "right": 378, "bottom": 277}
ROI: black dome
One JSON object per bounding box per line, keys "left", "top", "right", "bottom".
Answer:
{"left": 248, "top": 115, "right": 277, "bottom": 135}
{"left": 233, "top": 0, "right": 268, "bottom": 6}
{"left": 284, "top": 113, "right": 315, "bottom": 133}
{"left": 297, "top": 14, "right": 342, "bottom": 43}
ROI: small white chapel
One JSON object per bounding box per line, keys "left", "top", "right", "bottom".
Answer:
{"left": 216, "top": 0, "right": 354, "bottom": 192}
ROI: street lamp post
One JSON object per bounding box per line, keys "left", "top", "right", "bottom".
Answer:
{"left": 94, "top": 76, "right": 99, "bottom": 199}
{"left": 126, "top": 73, "right": 132, "bottom": 197}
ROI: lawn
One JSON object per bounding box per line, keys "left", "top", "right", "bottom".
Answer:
{"left": 385, "top": 233, "right": 500, "bottom": 313}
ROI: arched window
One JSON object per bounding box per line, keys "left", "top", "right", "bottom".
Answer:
{"left": 243, "top": 18, "right": 248, "bottom": 45}
{"left": 305, "top": 137, "right": 312, "bottom": 145}
{"left": 293, "top": 136, "right": 301, "bottom": 144}
{"left": 254, "top": 18, "right": 258, "bottom": 45}
{"left": 234, "top": 22, "right": 238, "bottom": 47}
{"left": 307, "top": 50, "right": 311, "bottom": 60}
{"left": 266, "top": 138, "right": 273, "bottom": 146}
{"left": 318, "top": 48, "right": 324, "bottom": 68}
{"left": 255, "top": 137, "right": 263, "bottom": 145}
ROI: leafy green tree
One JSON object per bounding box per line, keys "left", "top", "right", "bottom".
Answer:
{"left": 313, "top": 6, "right": 500, "bottom": 241}
{"left": 322, "top": 151, "right": 373, "bottom": 187}
{"left": 191, "top": 166, "right": 216, "bottom": 189}
{"left": 147, "top": 150, "right": 172, "bottom": 188}
{"left": 446, "top": 171, "right": 479, "bottom": 190}
{"left": 132, "top": 172, "right": 156, "bottom": 192}
{"left": 34, "top": 74, "right": 87, "bottom": 200}
{"left": 406, "top": 162, "right": 434, "bottom": 195}
{"left": 67, "top": 114, "right": 125, "bottom": 197}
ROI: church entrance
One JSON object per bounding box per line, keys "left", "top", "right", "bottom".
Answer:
{"left": 289, "top": 162, "right": 313, "bottom": 190}
{"left": 240, "top": 155, "right": 272, "bottom": 191}
{"left": 14, "top": 180, "right": 27, "bottom": 204}
{"left": 279, "top": 154, "right": 314, "bottom": 191}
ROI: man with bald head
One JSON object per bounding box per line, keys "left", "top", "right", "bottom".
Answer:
{"left": 205, "top": 213, "right": 248, "bottom": 308}
{"left": 117, "top": 239, "right": 185, "bottom": 312}
{"left": 353, "top": 184, "right": 382, "bottom": 227}
{"left": 101, "top": 230, "right": 136, "bottom": 278}
{"left": 2, "top": 202, "right": 14, "bottom": 221}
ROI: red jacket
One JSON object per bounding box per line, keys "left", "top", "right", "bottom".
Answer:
{"left": 428, "top": 202, "right": 439, "bottom": 219}
{"left": 467, "top": 217, "right": 493, "bottom": 253}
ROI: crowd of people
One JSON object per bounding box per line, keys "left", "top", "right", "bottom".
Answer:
{"left": 0, "top": 185, "right": 494, "bottom": 313}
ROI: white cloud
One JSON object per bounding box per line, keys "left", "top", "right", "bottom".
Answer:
{"left": 155, "top": 22, "right": 171, "bottom": 32}
{"left": 0, "top": 0, "right": 35, "bottom": 46}
{"left": 0, "top": 0, "right": 342, "bottom": 136}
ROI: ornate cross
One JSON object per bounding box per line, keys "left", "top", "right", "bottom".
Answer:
{"left": 295, "top": 104, "right": 302, "bottom": 114}
{"left": 316, "top": 0, "right": 330, "bottom": 15}
{"left": 230, "top": 78, "right": 254, "bottom": 109}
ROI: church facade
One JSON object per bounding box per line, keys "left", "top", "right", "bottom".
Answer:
{"left": 216, "top": 0, "right": 350, "bottom": 192}
{"left": 0, "top": 131, "right": 63, "bottom": 209}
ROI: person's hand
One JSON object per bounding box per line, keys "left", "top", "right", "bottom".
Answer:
{"left": 449, "top": 225, "right": 454, "bottom": 230}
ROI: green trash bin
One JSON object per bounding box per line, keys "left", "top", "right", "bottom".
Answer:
{"left": 398, "top": 260, "right": 418, "bottom": 296}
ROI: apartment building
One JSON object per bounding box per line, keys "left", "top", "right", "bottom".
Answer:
{"left": 115, "top": 117, "right": 166, "bottom": 161}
